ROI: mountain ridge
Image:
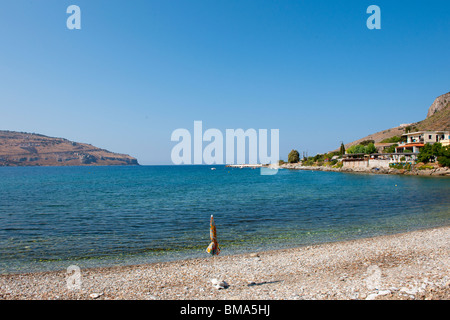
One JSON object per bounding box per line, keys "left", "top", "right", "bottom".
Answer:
{"left": 0, "top": 130, "right": 139, "bottom": 166}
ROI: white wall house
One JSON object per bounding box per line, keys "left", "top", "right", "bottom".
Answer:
{"left": 396, "top": 131, "right": 450, "bottom": 153}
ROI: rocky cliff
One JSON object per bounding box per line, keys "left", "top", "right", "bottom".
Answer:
{"left": 427, "top": 92, "right": 450, "bottom": 118}
{"left": 417, "top": 92, "right": 450, "bottom": 131}
{"left": 0, "top": 131, "right": 139, "bottom": 166}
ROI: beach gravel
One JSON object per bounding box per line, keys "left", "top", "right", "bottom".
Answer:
{"left": 1, "top": 226, "right": 449, "bottom": 300}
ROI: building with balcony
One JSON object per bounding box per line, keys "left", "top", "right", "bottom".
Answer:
{"left": 395, "top": 131, "right": 450, "bottom": 153}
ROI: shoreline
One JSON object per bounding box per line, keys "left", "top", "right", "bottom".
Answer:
{"left": 227, "top": 163, "right": 450, "bottom": 176}
{"left": 284, "top": 164, "right": 450, "bottom": 176}
{"left": 1, "top": 225, "right": 449, "bottom": 300}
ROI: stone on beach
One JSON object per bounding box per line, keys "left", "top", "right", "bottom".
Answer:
{"left": 365, "top": 290, "right": 391, "bottom": 300}
{"left": 211, "top": 279, "right": 229, "bottom": 290}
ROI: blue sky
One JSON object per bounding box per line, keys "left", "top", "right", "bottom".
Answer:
{"left": 0, "top": 1, "right": 449, "bottom": 164}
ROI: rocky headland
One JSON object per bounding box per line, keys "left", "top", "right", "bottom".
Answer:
{"left": 0, "top": 130, "right": 138, "bottom": 167}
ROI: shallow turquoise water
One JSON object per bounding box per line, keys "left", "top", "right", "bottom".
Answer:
{"left": 0, "top": 165, "right": 449, "bottom": 274}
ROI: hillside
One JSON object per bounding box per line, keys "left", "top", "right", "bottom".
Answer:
{"left": 416, "top": 92, "right": 450, "bottom": 131}
{"left": 338, "top": 92, "right": 450, "bottom": 151}
{"left": 0, "top": 131, "right": 139, "bottom": 166}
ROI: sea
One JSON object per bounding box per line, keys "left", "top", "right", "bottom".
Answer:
{"left": 0, "top": 165, "right": 449, "bottom": 274}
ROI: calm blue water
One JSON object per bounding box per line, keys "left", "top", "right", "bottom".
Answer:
{"left": 0, "top": 165, "right": 449, "bottom": 274}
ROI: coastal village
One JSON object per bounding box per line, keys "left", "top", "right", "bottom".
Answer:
{"left": 227, "top": 93, "right": 450, "bottom": 176}
{"left": 278, "top": 93, "right": 450, "bottom": 176}
{"left": 277, "top": 129, "right": 450, "bottom": 176}
{"left": 341, "top": 130, "right": 449, "bottom": 169}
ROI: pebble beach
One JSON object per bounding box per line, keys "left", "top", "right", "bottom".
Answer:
{"left": 1, "top": 226, "right": 449, "bottom": 300}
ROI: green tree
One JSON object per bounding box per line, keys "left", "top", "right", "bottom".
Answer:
{"left": 432, "top": 142, "right": 443, "bottom": 156}
{"left": 339, "top": 142, "right": 345, "bottom": 155}
{"left": 302, "top": 157, "right": 315, "bottom": 166}
{"left": 417, "top": 143, "right": 434, "bottom": 163}
{"left": 288, "top": 149, "right": 300, "bottom": 163}
{"left": 313, "top": 153, "right": 324, "bottom": 162}
{"left": 346, "top": 145, "right": 356, "bottom": 154}
{"left": 347, "top": 144, "right": 366, "bottom": 154}
{"left": 437, "top": 155, "right": 450, "bottom": 167}
{"left": 418, "top": 142, "right": 450, "bottom": 167}
{"left": 365, "top": 143, "right": 377, "bottom": 154}
{"left": 434, "top": 143, "right": 450, "bottom": 167}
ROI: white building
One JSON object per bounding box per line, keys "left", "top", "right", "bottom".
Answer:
{"left": 396, "top": 131, "right": 450, "bottom": 153}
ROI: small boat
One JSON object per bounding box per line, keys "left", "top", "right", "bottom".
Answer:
{"left": 211, "top": 167, "right": 216, "bottom": 170}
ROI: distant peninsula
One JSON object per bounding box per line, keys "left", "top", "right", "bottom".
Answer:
{"left": 0, "top": 131, "right": 138, "bottom": 167}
